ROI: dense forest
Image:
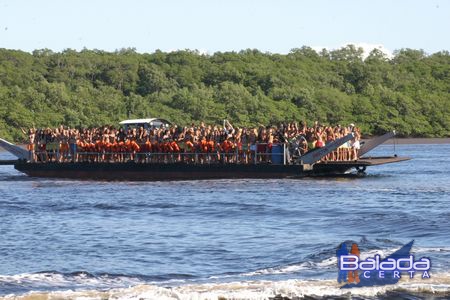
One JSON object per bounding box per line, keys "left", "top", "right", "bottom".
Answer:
{"left": 0, "top": 45, "right": 449, "bottom": 142}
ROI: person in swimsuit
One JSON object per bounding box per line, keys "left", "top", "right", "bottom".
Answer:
{"left": 68, "top": 129, "right": 78, "bottom": 162}
{"left": 21, "top": 127, "right": 36, "bottom": 162}
{"left": 248, "top": 128, "right": 258, "bottom": 163}
{"left": 350, "top": 127, "right": 361, "bottom": 161}
{"left": 59, "top": 128, "right": 70, "bottom": 162}
{"left": 240, "top": 128, "right": 249, "bottom": 164}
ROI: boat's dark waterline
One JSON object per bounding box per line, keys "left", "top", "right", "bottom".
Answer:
{"left": 13, "top": 156, "right": 410, "bottom": 181}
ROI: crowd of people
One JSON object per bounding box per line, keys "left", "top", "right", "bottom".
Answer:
{"left": 22, "top": 120, "right": 361, "bottom": 164}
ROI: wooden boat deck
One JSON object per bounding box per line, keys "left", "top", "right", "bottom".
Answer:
{"left": 316, "top": 156, "right": 411, "bottom": 167}
{"left": 0, "top": 159, "right": 20, "bottom": 165}
{"left": 311, "top": 156, "right": 410, "bottom": 174}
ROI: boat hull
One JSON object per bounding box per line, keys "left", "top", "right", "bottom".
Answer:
{"left": 13, "top": 156, "right": 410, "bottom": 181}
{"left": 14, "top": 162, "right": 314, "bottom": 180}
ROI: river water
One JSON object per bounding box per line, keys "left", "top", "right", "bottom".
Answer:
{"left": 0, "top": 144, "right": 449, "bottom": 299}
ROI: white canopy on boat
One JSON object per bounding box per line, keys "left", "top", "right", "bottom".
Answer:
{"left": 119, "top": 118, "right": 171, "bottom": 128}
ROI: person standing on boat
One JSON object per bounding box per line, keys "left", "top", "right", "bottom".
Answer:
{"left": 68, "top": 129, "right": 78, "bottom": 162}
{"left": 59, "top": 128, "right": 70, "bottom": 162}
{"left": 48, "top": 128, "right": 58, "bottom": 162}
{"left": 116, "top": 128, "right": 126, "bottom": 163}
{"left": 340, "top": 127, "right": 351, "bottom": 161}
{"left": 248, "top": 128, "right": 258, "bottom": 164}
{"left": 350, "top": 126, "right": 361, "bottom": 161}
{"left": 212, "top": 126, "right": 221, "bottom": 163}
{"left": 267, "top": 127, "right": 275, "bottom": 163}
{"left": 37, "top": 129, "right": 47, "bottom": 162}
{"left": 256, "top": 127, "right": 268, "bottom": 163}
{"left": 240, "top": 128, "right": 250, "bottom": 164}
{"left": 305, "top": 128, "right": 315, "bottom": 153}
{"left": 21, "top": 127, "right": 36, "bottom": 162}
{"left": 223, "top": 119, "right": 235, "bottom": 139}
{"left": 299, "top": 134, "right": 308, "bottom": 156}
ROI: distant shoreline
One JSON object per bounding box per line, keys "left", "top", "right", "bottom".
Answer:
{"left": 380, "top": 138, "right": 450, "bottom": 145}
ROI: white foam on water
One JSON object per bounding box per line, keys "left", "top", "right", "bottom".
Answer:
{"left": 1, "top": 245, "right": 448, "bottom": 299}
{"left": 240, "top": 262, "right": 312, "bottom": 277}
{"left": 238, "top": 247, "right": 404, "bottom": 277}
{"left": 4, "top": 274, "right": 450, "bottom": 300}
{"left": 0, "top": 272, "right": 145, "bottom": 290}
{"left": 414, "top": 246, "right": 450, "bottom": 253}
{"left": 0, "top": 272, "right": 66, "bottom": 287}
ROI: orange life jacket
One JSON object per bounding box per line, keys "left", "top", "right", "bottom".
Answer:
{"left": 144, "top": 141, "right": 151, "bottom": 152}
{"left": 185, "top": 141, "right": 194, "bottom": 151}
{"left": 131, "top": 141, "right": 140, "bottom": 152}
{"left": 171, "top": 141, "right": 180, "bottom": 152}
{"left": 208, "top": 140, "right": 215, "bottom": 152}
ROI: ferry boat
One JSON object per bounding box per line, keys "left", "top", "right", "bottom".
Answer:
{"left": 0, "top": 132, "right": 409, "bottom": 180}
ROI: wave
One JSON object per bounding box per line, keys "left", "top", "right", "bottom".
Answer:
{"left": 0, "top": 271, "right": 194, "bottom": 297}
{"left": 224, "top": 244, "right": 449, "bottom": 278}
{"left": 238, "top": 248, "right": 397, "bottom": 278}
{"left": 2, "top": 274, "right": 450, "bottom": 300}
{"left": 1, "top": 250, "right": 449, "bottom": 299}
{"left": 1, "top": 242, "right": 449, "bottom": 298}
{"left": 414, "top": 246, "right": 450, "bottom": 253}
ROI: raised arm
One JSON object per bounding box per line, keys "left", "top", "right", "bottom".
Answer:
{"left": 225, "top": 120, "right": 235, "bottom": 134}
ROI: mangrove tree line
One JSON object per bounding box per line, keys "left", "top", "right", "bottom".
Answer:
{"left": 0, "top": 45, "right": 449, "bottom": 141}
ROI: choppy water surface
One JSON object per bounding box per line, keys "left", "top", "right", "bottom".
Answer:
{"left": 0, "top": 144, "right": 449, "bottom": 299}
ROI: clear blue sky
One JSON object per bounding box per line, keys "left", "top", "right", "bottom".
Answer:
{"left": 0, "top": 0, "right": 448, "bottom": 55}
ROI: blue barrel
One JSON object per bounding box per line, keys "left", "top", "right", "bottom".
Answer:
{"left": 271, "top": 144, "right": 284, "bottom": 164}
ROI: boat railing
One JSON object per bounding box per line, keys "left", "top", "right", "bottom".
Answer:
{"left": 29, "top": 143, "right": 289, "bottom": 165}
